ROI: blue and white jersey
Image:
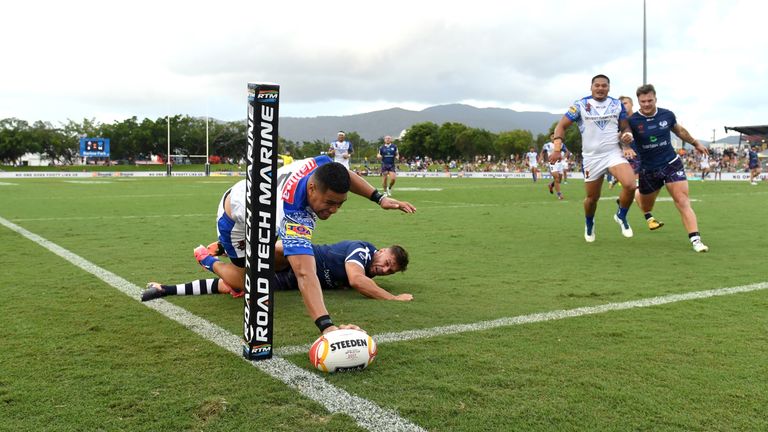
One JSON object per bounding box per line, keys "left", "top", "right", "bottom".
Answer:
{"left": 748, "top": 149, "right": 759, "bottom": 166}
{"left": 525, "top": 151, "right": 538, "bottom": 166}
{"left": 275, "top": 155, "right": 333, "bottom": 256}
{"left": 542, "top": 142, "right": 567, "bottom": 159}
{"left": 565, "top": 96, "right": 627, "bottom": 159}
{"left": 313, "top": 240, "right": 377, "bottom": 289}
{"left": 329, "top": 140, "right": 353, "bottom": 167}
{"left": 627, "top": 108, "right": 678, "bottom": 170}
{"left": 379, "top": 143, "right": 398, "bottom": 165}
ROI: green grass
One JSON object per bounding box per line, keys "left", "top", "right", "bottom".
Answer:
{"left": 1, "top": 176, "right": 767, "bottom": 431}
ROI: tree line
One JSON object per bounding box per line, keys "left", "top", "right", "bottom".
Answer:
{"left": 0, "top": 116, "right": 581, "bottom": 165}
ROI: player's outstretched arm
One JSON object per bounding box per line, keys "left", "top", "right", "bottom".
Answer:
{"left": 288, "top": 254, "right": 360, "bottom": 334}
{"left": 673, "top": 124, "right": 709, "bottom": 155}
{"left": 348, "top": 171, "right": 416, "bottom": 213}
{"left": 345, "top": 263, "right": 413, "bottom": 301}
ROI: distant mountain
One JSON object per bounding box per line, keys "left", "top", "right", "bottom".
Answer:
{"left": 279, "top": 104, "right": 562, "bottom": 143}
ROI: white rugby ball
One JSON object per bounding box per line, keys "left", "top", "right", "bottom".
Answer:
{"left": 309, "top": 329, "right": 377, "bottom": 373}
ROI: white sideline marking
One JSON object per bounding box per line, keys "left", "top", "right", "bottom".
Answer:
{"left": 276, "top": 282, "right": 768, "bottom": 356}
{"left": 0, "top": 216, "right": 425, "bottom": 432}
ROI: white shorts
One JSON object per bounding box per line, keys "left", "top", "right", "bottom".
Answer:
{"left": 583, "top": 150, "right": 629, "bottom": 183}
{"left": 216, "top": 184, "right": 247, "bottom": 260}
{"left": 548, "top": 161, "right": 564, "bottom": 174}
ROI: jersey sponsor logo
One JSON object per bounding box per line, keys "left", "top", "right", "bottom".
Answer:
{"left": 659, "top": 120, "right": 669, "bottom": 129}
{"left": 282, "top": 159, "right": 318, "bottom": 204}
{"left": 285, "top": 222, "right": 313, "bottom": 239}
{"left": 568, "top": 105, "right": 578, "bottom": 115}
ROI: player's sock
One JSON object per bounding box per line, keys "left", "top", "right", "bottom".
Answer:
{"left": 585, "top": 216, "right": 595, "bottom": 234}
{"left": 644, "top": 212, "right": 653, "bottom": 220}
{"left": 532, "top": 172, "right": 537, "bottom": 182}
{"left": 141, "top": 279, "right": 222, "bottom": 301}
{"left": 617, "top": 207, "right": 629, "bottom": 221}
{"left": 165, "top": 279, "right": 223, "bottom": 296}
{"left": 688, "top": 232, "right": 701, "bottom": 243}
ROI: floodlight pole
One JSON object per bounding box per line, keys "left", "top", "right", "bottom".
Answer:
{"left": 643, "top": 0, "right": 647, "bottom": 84}
{"left": 205, "top": 116, "right": 211, "bottom": 176}
{"left": 166, "top": 115, "right": 172, "bottom": 176}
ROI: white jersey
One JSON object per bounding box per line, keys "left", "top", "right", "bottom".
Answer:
{"left": 564, "top": 96, "right": 626, "bottom": 159}
{"left": 329, "top": 140, "right": 353, "bottom": 168}
{"left": 700, "top": 154, "right": 710, "bottom": 169}
{"left": 542, "top": 142, "right": 561, "bottom": 160}
{"left": 525, "top": 151, "right": 539, "bottom": 167}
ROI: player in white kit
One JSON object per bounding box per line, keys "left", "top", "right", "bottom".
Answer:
{"left": 551, "top": 75, "right": 637, "bottom": 242}
{"left": 525, "top": 147, "right": 540, "bottom": 182}
{"left": 541, "top": 136, "right": 564, "bottom": 200}
{"left": 328, "top": 131, "right": 353, "bottom": 169}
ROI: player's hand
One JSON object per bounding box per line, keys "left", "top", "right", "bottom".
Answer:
{"left": 376, "top": 154, "right": 383, "bottom": 160}
{"left": 392, "top": 293, "right": 413, "bottom": 301}
{"left": 548, "top": 150, "right": 561, "bottom": 164}
{"left": 381, "top": 197, "right": 416, "bottom": 213}
{"left": 620, "top": 131, "right": 634, "bottom": 144}
{"left": 322, "top": 324, "right": 362, "bottom": 334}
{"left": 695, "top": 143, "right": 709, "bottom": 155}
{"left": 343, "top": 153, "right": 350, "bottom": 159}
{"left": 623, "top": 148, "right": 637, "bottom": 159}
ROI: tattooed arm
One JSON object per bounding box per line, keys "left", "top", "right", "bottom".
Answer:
{"left": 672, "top": 123, "right": 709, "bottom": 155}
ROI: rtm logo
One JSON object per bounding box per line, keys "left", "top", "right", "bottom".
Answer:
{"left": 250, "top": 344, "right": 272, "bottom": 357}
{"left": 258, "top": 90, "right": 279, "bottom": 102}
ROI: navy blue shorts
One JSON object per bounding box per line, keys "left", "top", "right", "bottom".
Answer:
{"left": 274, "top": 270, "right": 299, "bottom": 291}
{"left": 639, "top": 157, "right": 687, "bottom": 194}
{"left": 628, "top": 157, "right": 641, "bottom": 174}
{"left": 749, "top": 161, "right": 759, "bottom": 169}
{"left": 381, "top": 163, "right": 396, "bottom": 173}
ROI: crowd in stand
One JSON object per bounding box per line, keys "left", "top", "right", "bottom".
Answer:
{"left": 354, "top": 144, "right": 763, "bottom": 175}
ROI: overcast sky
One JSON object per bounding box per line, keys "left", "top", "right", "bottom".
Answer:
{"left": 2, "top": 0, "right": 765, "bottom": 140}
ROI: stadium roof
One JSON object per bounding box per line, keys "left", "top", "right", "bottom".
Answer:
{"left": 724, "top": 125, "right": 768, "bottom": 137}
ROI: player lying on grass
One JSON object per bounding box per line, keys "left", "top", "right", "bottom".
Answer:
{"left": 142, "top": 240, "right": 413, "bottom": 301}
{"left": 185, "top": 156, "right": 415, "bottom": 335}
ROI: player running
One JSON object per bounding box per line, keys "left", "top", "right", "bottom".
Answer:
{"left": 624, "top": 84, "right": 709, "bottom": 252}
{"left": 525, "top": 147, "right": 540, "bottom": 182}
{"left": 552, "top": 74, "right": 637, "bottom": 242}
{"left": 377, "top": 135, "right": 399, "bottom": 196}
{"left": 541, "top": 135, "right": 565, "bottom": 200}
{"left": 616, "top": 95, "right": 663, "bottom": 230}
{"left": 748, "top": 145, "right": 761, "bottom": 185}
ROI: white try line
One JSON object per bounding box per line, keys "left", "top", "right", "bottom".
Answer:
{"left": 276, "top": 281, "right": 768, "bottom": 356}
{"left": 0, "top": 215, "right": 425, "bottom": 432}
